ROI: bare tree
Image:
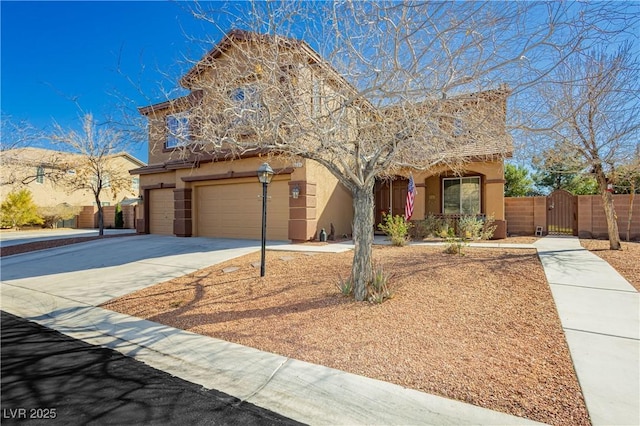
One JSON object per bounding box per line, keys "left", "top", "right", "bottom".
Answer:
{"left": 527, "top": 43, "right": 639, "bottom": 249}
{"left": 0, "top": 114, "right": 55, "bottom": 188}
{"left": 51, "top": 114, "right": 131, "bottom": 235}
{"left": 144, "top": 1, "right": 599, "bottom": 300}
{"left": 615, "top": 147, "right": 640, "bottom": 242}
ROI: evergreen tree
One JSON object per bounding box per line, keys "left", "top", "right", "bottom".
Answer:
{"left": 504, "top": 163, "right": 535, "bottom": 197}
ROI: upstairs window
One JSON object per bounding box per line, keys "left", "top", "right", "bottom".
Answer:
{"left": 230, "top": 85, "right": 264, "bottom": 126}
{"left": 36, "top": 166, "right": 44, "bottom": 184}
{"left": 131, "top": 177, "right": 139, "bottom": 192}
{"left": 443, "top": 176, "right": 481, "bottom": 215}
{"left": 166, "top": 112, "right": 190, "bottom": 148}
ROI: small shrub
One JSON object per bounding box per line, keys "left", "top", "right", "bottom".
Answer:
{"left": 456, "top": 215, "right": 497, "bottom": 240}
{"left": 378, "top": 213, "right": 411, "bottom": 246}
{"left": 480, "top": 215, "right": 497, "bottom": 240}
{"left": 410, "top": 219, "right": 429, "bottom": 240}
{"left": 412, "top": 214, "right": 448, "bottom": 239}
{"left": 336, "top": 274, "right": 353, "bottom": 296}
{"left": 458, "top": 215, "right": 484, "bottom": 239}
{"left": 367, "top": 263, "right": 395, "bottom": 303}
{"left": 444, "top": 228, "right": 467, "bottom": 255}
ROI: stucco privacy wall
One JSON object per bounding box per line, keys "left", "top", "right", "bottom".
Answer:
{"left": 77, "top": 205, "right": 136, "bottom": 230}
{"left": 505, "top": 194, "right": 640, "bottom": 240}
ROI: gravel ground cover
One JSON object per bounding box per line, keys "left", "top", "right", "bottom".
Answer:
{"left": 103, "top": 244, "right": 591, "bottom": 425}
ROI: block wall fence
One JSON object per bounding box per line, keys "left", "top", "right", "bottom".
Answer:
{"left": 74, "top": 198, "right": 638, "bottom": 240}
{"left": 505, "top": 194, "right": 640, "bottom": 240}
{"left": 76, "top": 205, "right": 137, "bottom": 230}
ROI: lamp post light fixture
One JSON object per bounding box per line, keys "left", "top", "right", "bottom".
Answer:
{"left": 257, "top": 162, "right": 274, "bottom": 277}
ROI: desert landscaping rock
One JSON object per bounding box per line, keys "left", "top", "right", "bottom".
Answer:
{"left": 103, "top": 245, "right": 593, "bottom": 426}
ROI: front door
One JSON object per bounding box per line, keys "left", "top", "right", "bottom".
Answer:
{"left": 374, "top": 178, "right": 408, "bottom": 228}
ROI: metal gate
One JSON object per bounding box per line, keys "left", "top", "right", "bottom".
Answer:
{"left": 547, "top": 189, "right": 577, "bottom": 235}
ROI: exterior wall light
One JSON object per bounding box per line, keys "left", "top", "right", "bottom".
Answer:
{"left": 291, "top": 185, "right": 300, "bottom": 199}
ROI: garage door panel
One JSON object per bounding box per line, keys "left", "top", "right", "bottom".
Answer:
{"left": 149, "top": 189, "right": 174, "bottom": 235}
{"left": 196, "top": 181, "right": 289, "bottom": 240}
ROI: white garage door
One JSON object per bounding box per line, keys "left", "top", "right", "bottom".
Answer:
{"left": 196, "top": 179, "right": 289, "bottom": 240}
{"left": 149, "top": 188, "right": 174, "bottom": 235}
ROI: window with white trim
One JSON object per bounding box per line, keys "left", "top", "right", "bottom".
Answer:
{"left": 443, "top": 176, "right": 481, "bottom": 214}
{"left": 166, "top": 112, "right": 190, "bottom": 148}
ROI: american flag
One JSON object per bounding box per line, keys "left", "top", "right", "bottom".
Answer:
{"left": 405, "top": 175, "right": 416, "bottom": 221}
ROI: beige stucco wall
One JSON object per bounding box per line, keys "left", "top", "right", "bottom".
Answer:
{"left": 304, "top": 160, "right": 353, "bottom": 238}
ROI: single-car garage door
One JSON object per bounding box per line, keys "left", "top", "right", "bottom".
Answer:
{"left": 149, "top": 188, "right": 174, "bottom": 235}
{"left": 196, "top": 179, "right": 289, "bottom": 240}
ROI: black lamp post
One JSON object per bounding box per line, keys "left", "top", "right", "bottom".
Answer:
{"left": 257, "top": 162, "right": 274, "bottom": 277}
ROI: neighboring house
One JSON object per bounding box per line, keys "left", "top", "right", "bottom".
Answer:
{"left": 0, "top": 147, "right": 145, "bottom": 208}
{"left": 133, "top": 30, "right": 511, "bottom": 241}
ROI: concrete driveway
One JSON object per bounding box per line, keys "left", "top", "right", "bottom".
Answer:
{"left": 0, "top": 228, "right": 136, "bottom": 247}
{"left": 1, "top": 235, "right": 262, "bottom": 306}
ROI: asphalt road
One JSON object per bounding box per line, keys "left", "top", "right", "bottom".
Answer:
{"left": 0, "top": 311, "right": 304, "bottom": 426}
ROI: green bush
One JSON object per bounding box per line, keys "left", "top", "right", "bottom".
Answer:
{"left": 1, "top": 189, "right": 43, "bottom": 229}
{"left": 378, "top": 213, "right": 411, "bottom": 246}
{"left": 115, "top": 203, "right": 124, "bottom": 228}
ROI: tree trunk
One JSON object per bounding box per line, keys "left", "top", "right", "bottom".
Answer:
{"left": 95, "top": 194, "right": 104, "bottom": 237}
{"left": 626, "top": 182, "right": 635, "bottom": 242}
{"left": 601, "top": 190, "right": 621, "bottom": 250}
{"left": 351, "top": 184, "right": 375, "bottom": 301}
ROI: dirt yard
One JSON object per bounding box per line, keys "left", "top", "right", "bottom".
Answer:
{"left": 103, "top": 243, "right": 591, "bottom": 425}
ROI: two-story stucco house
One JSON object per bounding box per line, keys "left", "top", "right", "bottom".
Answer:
{"left": 1, "top": 147, "right": 145, "bottom": 208}
{"left": 133, "top": 30, "right": 512, "bottom": 241}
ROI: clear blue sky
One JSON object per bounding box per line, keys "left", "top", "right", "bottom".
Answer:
{"left": 1, "top": 1, "right": 228, "bottom": 163}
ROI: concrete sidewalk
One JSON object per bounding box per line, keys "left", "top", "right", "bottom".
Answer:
{"left": 1, "top": 235, "right": 541, "bottom": 425}
{"left": 534, "top": 236, "right": 639, "bottom": 426}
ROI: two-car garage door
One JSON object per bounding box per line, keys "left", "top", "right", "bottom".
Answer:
{"left": 195, "top": 180, "right": 289, "bottom": 240}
